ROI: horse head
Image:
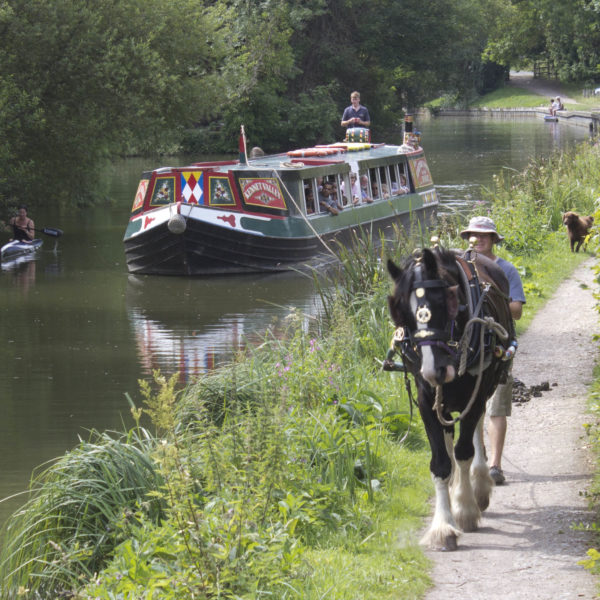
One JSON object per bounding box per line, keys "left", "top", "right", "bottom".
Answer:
{"left": 387, "top": 247, "right": 462, "bottom": 387}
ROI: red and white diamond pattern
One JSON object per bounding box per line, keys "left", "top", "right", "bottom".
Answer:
{"left": 181, "top": 171, "right": 203, "bottom": 204}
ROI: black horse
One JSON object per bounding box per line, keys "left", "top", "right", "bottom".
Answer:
{"left": 386, "top": 245, "right": 515, "bottom": 550}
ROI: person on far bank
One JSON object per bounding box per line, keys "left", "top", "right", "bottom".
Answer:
{"left": 341, "top": 91, "right": 371, "bottom": 128}
{"left": 460, "top": 216, "right": 525, "bottom": 485}
{"left": 9, "top": 205, "right": 35, "bottom": 243}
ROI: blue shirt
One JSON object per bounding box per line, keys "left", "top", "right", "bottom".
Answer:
{"left": 342, "top": 105, "right": 370, "bottom": 126}
{"left": 496, "top": 257, "right": 526, "bottom": 304}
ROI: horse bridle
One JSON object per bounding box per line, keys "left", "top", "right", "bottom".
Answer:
{"left": 393, "top": 263, "right": 460, "bottom": 371}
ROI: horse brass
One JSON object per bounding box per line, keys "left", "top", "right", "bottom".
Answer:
{"left": 416, "top": 305, "right": 432, "bottom": 323}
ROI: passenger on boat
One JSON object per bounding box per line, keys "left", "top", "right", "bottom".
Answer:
{"left": 319, "top": 181, "right": 344, "bottom": 215}
{"left": 341, "top": 173, "right": 361, "bottom": 205}
{"left": 305, "top": 187, "right": 316, "bottom": 214}
{"left": 393, "top": 174, "right": 409, "bottom": 195}
{"left": 249, "top": 146, "right": 265, "bottom": 158}
{"left": 371, "top": 182, "right": 381, "bottom": 200}
{"left": 381, "top": 183, "right": 390, "bottom": 199}
{"left": 360, "top": 175, "right": 373, "bottom": 203}
{"left": 9, "top": 205, "right": 34, "bottom": 243}
{"left": 341, "top": 91, "right": 371, "bottom": 128}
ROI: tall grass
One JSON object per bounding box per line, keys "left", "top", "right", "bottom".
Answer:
{"left": 0, "top": 429, "right": 163, "bottom": 599}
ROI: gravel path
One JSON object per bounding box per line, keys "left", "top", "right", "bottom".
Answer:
{"left": 424, "top": 258, "right": 599, "bottom": 600}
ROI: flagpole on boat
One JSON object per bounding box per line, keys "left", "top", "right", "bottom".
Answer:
{"left": 239, "top": 125, "right": 248, "bottom": 165}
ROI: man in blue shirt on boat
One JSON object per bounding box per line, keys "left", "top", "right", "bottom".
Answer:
{"left": 341, "top": 91, "right": 370, "bottom": 128}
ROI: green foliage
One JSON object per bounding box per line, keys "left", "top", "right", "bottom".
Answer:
{"left": 0, "top": 0, "right": 532, "bottom": 203}
{"left": 0, "top": 429, "right": 164, "bottom": 599}
{"left": 0, "top": 0, "right": 226, "bottom": 203}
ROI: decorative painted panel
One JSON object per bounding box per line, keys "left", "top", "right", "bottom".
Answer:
{"left": 150, "top": 177, "right": 175, "bottom": 206}
{"left": 239, "top": 177, "right": 287, "bottom": 210}
{"left": 408, "top": 157, "right": 433, "bottom": 189}
{"left": 132, "top": 179, "right": 148, "bottom": 213}
{"left": 180, "top": 171, "right": 204, "bottom": 204}
{"left": 208, "top": 176, "right": 236, "bottom": 206}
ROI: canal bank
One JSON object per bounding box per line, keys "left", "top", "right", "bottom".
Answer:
{"left": 433, "top": 107, "right": 600, "bottom": 134}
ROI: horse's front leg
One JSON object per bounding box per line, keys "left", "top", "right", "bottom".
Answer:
{"left": 419, "top": 395, "right": 461, "bottom": 550}
{"left": 451, "top": 407, "right": 485, "bottom": 532}
{"left": 470, "top": 413, "right": 494, "bottom": 512}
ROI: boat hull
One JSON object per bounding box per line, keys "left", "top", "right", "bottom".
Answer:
{"left": 124, "top": 200, "right": 436, "bottom": 276}
{"left": 1, "top": 239, "right": 43, "bottom": 262}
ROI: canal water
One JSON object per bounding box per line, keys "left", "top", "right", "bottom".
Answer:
{"left": 0, "top": 116, "right": 589, "bottom": 524}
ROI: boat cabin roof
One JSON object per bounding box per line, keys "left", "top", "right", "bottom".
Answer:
{"left": 154, "top": 143, "right": 422, "bottom": 179}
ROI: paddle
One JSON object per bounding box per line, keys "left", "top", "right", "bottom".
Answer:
{"left": 35, "top": 226, "right": 63, "bottom": 238}
{"left": 10, "top": 224, "right": 63, "bottom": 238}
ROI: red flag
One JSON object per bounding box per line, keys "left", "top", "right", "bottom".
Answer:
{"left": 239, "top": 125, "right": 247, "bottom": 165}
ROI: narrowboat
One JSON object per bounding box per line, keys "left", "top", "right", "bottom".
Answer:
{"left": 123, "top": 126, "right": 438, "bottom": 276}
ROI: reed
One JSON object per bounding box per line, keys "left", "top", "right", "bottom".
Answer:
{"left": 0, "top": 429, "right": 163, "bottom": 599}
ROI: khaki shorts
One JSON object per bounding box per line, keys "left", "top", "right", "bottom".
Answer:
{"left": 488, "top": 374, "right": 513, "bottom": 417}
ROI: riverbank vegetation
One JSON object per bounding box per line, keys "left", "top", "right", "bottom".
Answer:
{"left": 1, "top": 138, "right": 598, "bottom": 597}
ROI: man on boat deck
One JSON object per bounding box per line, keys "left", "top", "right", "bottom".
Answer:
{"left": 341, "top": 91, "right": 370, "bottom": 128}
{"left": 9, "top": 205, "right": 35, "bottom": 243}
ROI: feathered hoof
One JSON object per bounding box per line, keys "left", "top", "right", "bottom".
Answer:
{"left": 471, "top": 466, "right": 494, "bottom": 512}
{"left": 420, "top": 523, "right": 462, "bottom": 551}
{"left": 477, "top": 495, "right": 490, "bottom": 512}
{"left": 453, "top": 507, "right": 481, "bottom": 532}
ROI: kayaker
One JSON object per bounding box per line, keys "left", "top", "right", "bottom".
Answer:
{"left": 9, "top": 205, "right": 35, "bottom": 243}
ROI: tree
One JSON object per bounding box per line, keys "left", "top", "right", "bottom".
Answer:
{"left": 0, "top": 0, "right": 226, "bottom": 204}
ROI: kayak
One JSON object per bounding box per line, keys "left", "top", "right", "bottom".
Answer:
{"left": 1, "top": 238, "right": 43, "bottom": 262}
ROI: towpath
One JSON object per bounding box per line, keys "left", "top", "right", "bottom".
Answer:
{"left": 424, "top": 258, "right": 599, "bottom": 600}
{"left": 506, "top": 70, "right": 580, "bottom": 105}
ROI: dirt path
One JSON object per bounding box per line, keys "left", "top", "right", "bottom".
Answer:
{"left": 507, "top": 70, "right": 580, "bottom": 105}
{"left": 425, "top": 258, "right": 599, "bottom": 600}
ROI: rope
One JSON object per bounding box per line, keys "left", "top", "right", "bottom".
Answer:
{"left": 271, "top": 170, "right": 339, "bottom": 260}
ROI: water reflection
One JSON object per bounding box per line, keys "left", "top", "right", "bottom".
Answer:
{"left": 125, "top": 272, "right": 323, "bottom": 382}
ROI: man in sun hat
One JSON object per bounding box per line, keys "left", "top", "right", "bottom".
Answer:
{"left": 460, "top": 216, "right": 526, "bottom": 485}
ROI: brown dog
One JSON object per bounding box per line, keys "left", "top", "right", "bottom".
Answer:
{"left": 562, "top": 211, "right": 594, "bottom": 252}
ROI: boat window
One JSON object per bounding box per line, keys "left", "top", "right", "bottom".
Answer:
{"left": 318, "top": 176, "right": 340, "bottom": 213}
{"left": 390, "top": 164, "right": 410, "bottom": 195}
{"left": 329, "top": 177, "right": 342, "bottom": 208}
{"left": 379, "top": 166, "right": 391, "bottom": 199}
{"left": 303, "top": 179, "right": 317, "bottom": 214}
{"left": 390, "top": 164, "right": 400, "bottom": 194}
{"left": 368, "top": 168, "right": 381, "bottom": 200}
{"left": 338, "top": 173, "right": 351, "bottom": 207}
{"left": 401, "top": 169, "right": 412, "bottom": 193}
{"left": 341, "top": 171, "right": 359, "bottom": 206}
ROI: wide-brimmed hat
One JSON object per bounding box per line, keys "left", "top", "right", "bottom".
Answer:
{"left": 460, "top": 216, "right": 504, "bottom": 243}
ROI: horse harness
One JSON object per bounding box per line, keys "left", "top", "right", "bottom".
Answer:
{"left": 384, "top": 251, "right": 516, "bottom": 425}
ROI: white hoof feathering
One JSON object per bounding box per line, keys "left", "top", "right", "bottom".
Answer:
{"left": 422, "top": 475, "right": 462, "bottom": 550}
{"left": 451, "top": 458, "right": 481, "bottom": 532}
